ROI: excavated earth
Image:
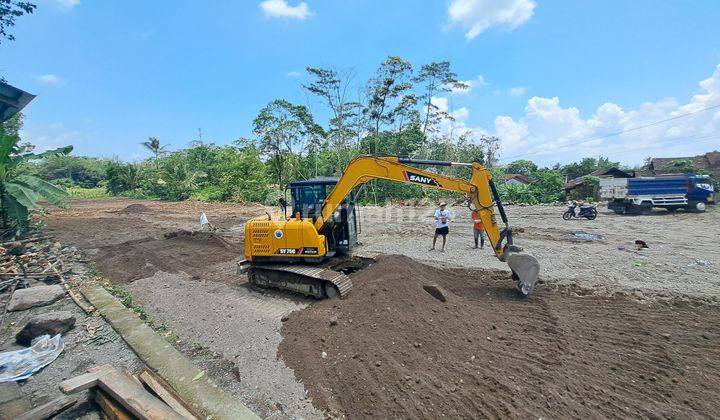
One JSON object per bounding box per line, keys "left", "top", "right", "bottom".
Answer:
{"left": 279, "top": 254, "right": 720, "bottom": 419}
{"left": 43, "top": 199, "right": 720, "bottom": 418}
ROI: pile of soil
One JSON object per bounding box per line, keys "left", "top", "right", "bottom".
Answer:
{"left": 279, "top": 255, "right": 720, "bottom": 418}
{"left": 93, "top": 230, "right": 241, "bottom": 284}
{"left": 119, "top": 203, "right": 152, "bottom": 214}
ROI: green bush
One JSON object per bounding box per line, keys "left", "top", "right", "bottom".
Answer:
{"left": 37, "top": 155, "right": 108, "bottom": 188}
{"left": 106, "top": 161, "right": 139, "bottom": 195}
{"left": 191, "top": 185, "right": 225, "bottom": 202}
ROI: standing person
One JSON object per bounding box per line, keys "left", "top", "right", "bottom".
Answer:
{"left": 471, "top": 209, "right": 485, "bottom": 249}
{"left": 430, "top": 202, "right": 451, "bottom": 252}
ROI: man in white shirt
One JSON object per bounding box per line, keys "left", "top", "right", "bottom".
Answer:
{"left": 430, "top": 202, "right": 451, "bottom": 252}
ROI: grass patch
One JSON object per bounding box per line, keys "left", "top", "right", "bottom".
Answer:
{"left": 67, "top": 187, "right": 109, "bottom": 199}
{"left": 104, "top": 283, "right": 155, "bottom": 328}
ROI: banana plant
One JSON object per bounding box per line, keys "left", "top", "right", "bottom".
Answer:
{"left": 0, "top": 132, "right": 72, "bottom": 235}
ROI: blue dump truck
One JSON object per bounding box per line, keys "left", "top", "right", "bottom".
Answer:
{"left": 600, "top": 174, "right": 715, "bottom": 214}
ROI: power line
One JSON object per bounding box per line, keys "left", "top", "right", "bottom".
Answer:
{"left": 499, "top": 102, "right": 720, "bottom": 162}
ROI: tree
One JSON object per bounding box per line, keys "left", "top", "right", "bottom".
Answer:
{"left": 364, "top": 56, "right": 413, "bottom": 139}
{"left": 105, "top": 161, "right": 139, "bottom": 195}
{"left": 0, "top": 131, "right": 71, "bottom": 234}
{"left": 505, "top": 159, "right": 538, "bottom": 176}
{"left": 664, "top": 159, "right": 694, "bottom": 173}
{"left": 0, "top": 1, "right": 35, "bottom": 43}
{"left": 303, "top": 66, "right": 362, "bottom": 171}
{"left": 141, "top": 137, "right": 167, "bottom": 168}
{"left": 253, "top": 99, "right": 324, "bottom": 186}
{"left": 561, "top": 156, "right": 619, "bottom": 180}
{"left": 36, "top": 155, "right": 108, "bottom": 188}
{"left": 413, "top": 61, "right": 467, "bottom": 136}
{"left": 478, "top": 135, "right": 501, "bottom": 166}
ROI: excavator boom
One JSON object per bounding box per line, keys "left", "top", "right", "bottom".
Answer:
{"left": 242, "top": 155, "right": 540, "bottom": 297}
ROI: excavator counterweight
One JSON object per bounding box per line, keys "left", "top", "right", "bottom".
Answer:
{"left": 241, "top": 155, "right": 540, "bottom": 298}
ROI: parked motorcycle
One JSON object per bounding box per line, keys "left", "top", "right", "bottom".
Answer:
{"left": 563, "top": 202, "right": 597, "bottom": 220}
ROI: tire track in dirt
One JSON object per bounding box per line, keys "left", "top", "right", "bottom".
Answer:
{"left": 279, "top": 254, "right": 720, "bottom": 419}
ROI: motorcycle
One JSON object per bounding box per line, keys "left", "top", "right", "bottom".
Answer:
{"left": 563, "top": 202, "right": 597, "bottom": 220}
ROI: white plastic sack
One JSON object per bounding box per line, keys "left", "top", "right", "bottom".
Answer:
{"left": 0, "top": 334, "right": 64, "bottom": 383}
{"left": 200, "top": 212, "right": 210, "bottom": 229}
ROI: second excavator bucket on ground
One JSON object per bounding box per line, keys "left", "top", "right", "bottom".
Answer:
{"left": 506, "top": 251, "right": 541, "bottom": 296}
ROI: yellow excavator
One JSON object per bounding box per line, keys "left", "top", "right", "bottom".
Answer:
{"left": 238, "top": 156, "right": 540, "bottom": 298}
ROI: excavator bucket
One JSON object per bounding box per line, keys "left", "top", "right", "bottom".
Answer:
{"left": 506, "top": 251, "right": 540, "bottom": 296}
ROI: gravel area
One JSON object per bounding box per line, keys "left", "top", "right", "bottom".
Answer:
{"left": 0, "top": 288, "right": 142, "bottom": 419}
{"left": 355, "top": 203, "right": 720, "bottom": 300}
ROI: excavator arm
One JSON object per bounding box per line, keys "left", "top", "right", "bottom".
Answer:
{"left": 315, "top": 155, "right": 540, "bottom": 295}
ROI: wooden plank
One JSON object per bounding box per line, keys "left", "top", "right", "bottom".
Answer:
{"left": 95, "top": 390, "right": 132, "bottom": 420}
{"left": 58, "top": 364, "right": 114, "bottom": 394}
{"left": 16, "top": 396, "right": 76, "bottom": 420}
{"left": 59, "top": 371, "right": 101, "bottom": 394}
{"left": 139, "top": 370, "right": 198, "bottom": 419}
{"left": 96, "top": 369, "right": 184, "bottom": 420}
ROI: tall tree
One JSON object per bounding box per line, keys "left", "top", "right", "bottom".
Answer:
{"left": 0, "top": 1, "right": 35, "bottom": 43}
{"left": 253, "top": 99, "right": 324, "bottom": 186}
{"left": 363, "top": 56, "right": 413, "bottom": 142}
{"left": 413, "top": 61, "right": 468, "bottom": 135}
{"left": 479, "top": 135, "right": 501, "bottom": 167}
{"left": 141, "top": 137, "right": 167, "bottom": 168}
{"left": 303, "top": 66, "right": 362, "bottom": 171}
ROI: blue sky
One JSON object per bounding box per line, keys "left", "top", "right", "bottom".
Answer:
{"left": 2, "top": 0, "right": 720, "bottom": 166}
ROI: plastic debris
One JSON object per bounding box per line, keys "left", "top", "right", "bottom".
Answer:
{"left": 572, "top": 232, "right": 604, "bottom": 241}
{"left": 200, "top": 212, "right": 210, "bottom": 230}
{"left": 0, "top": 334, "right": 64, "bottom": 383}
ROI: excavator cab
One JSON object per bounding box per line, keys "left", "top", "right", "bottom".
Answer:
{"left": 288, "top": 177, "right": 359, "bottom": 255}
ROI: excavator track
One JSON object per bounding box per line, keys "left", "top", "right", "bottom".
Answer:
{"left": 241, "top": 262, "right": 353, "bottom": 299}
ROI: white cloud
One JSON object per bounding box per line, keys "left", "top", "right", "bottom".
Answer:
{"left": 37, "top": 74, "right": 60, "bottom": 85}
{"left": 259, "top": 0, "right": 314, "bottom": 20}
{"left": 55, "top": 0, "right": 80, "bottom": 9}
{"left": 286, "top": 71, "right": 302, "bottom": 77}
{"left": 429, "top": 96, "right": 487, "bottom": 138}
{"left": 447, "top": 0, "right": 536, "bottom": 39}
{"left": 508, "top": 86, "right": 526, "bottom": 97}
{"left": 476, "top": 75, "right": 488, "bottom": 87}
{"left": 493, "top": 64, "right": 720, "bottom": 165}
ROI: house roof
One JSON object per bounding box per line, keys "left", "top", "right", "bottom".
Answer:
{"left": 564, "top": 167, "right": 633, "bottom": 190}
{"left": 649, "top": 152, "right": 720, "bottom": 180}
{"left": 0, "top": 81, "right": 36, "bottom": 123}
{"left": 504, "top": 173, "right": 534, "bottom": 184}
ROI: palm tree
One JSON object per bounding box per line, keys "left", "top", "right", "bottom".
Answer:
{"left": 141, "top": 137, "right": 167, "bottom": 168}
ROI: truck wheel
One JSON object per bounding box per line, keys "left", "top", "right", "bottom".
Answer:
{"left": 695, "top": 202, "right": 707, "bottom": 212}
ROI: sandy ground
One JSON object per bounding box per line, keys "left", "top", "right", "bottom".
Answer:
{"left": 356, "top": 203, "right": 720, "bottom": 300}
{"left": 41, "top": 198, "right": 720, "bottom": 418}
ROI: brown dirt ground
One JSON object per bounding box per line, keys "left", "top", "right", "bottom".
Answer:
{"left": 279, "top": 254, "right": 720, "bottom": 419}
{"left": 93, "top": 230, "right": 241, "bottom": 284}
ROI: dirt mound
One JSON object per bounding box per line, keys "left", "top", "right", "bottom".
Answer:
{"left": 279, "top": 255, "right": 720, "bottom": 418}
{"left": 119, "top": 203, "right": 152, "bottom": 214}
{"left": 93, "top": 230, "right": 241, "bottom": 284}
